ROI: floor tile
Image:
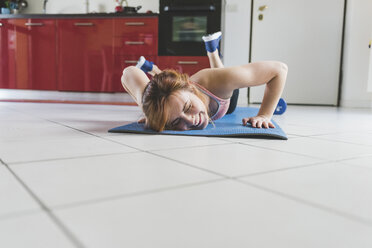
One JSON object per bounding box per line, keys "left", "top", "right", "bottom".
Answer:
{"left": 0, "top": 166, "right": 40, "bottom": 218}
{"left": 0, "top": 212, "right": 75, "bottom": 248}
{"left": 54, "top": 180, "right": 372, "bottom": 248}
{"left": 252, "top": 137, "right": 372, "bottom": 160}
{"left": 0, "top": 136, "right": 137, "bottom": 164}
{"left": 240, "top": 162, "right": 372, "bottom": 221}
{"left": 106, "top": 134, "right": 230, "bottom": 151}
{"left": 273, "top": 106, "right": 372, "bottom": 132}
{"left": 0, "top": 119, "right": 87, "bottom": 142}
{"left": 11, "top": 153, "right": 220, "bottom": 207}
{"left": 341, "top": 155, "right": 372, "bottom": 169}
{"left": 282, "top": 124, "right": 345, "bottom": 136}
{"left": 153, "top": 143, "right": 323, "bottom": 177}
{"left": 313, "top": 132, "right": 372, "bottom": 146}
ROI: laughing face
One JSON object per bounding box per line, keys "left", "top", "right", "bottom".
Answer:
{"left": 166, "top": 90, "right": 209, "bottom": 131}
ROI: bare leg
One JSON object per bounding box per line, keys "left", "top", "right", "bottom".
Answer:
{"left": 208, "top": 50, "right": 224, "bottom": 69}
{"left": 148, "top": 65, "right": 162, "bottom": 76}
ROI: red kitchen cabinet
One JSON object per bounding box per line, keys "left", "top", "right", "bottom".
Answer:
{"left": 113, "top": 17, "right": 158, "bottom": 92}
{"left": 12, "top": 19, "right": 57, "bottom": 90}
{"left": 57, "top": 19, "right": 113, "bottom": 92}
{"left": 157, "top": 56, "right": 210, "bottom": 76}
{"left": 0, "top": 19, "right": 16, "bottom": 89}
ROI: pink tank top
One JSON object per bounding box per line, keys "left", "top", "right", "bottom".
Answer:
{"left": 191, "top": 82, "right": 230, "bottom": 121}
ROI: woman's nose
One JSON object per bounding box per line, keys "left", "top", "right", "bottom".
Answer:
{"left": 183, "top": 113, "right": 195, "bottom": 126}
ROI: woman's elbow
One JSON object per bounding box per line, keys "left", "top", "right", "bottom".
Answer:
{"left": 274, "top": 61, "right": 288, "bottom": 75}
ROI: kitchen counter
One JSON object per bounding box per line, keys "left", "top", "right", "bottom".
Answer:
{"left": 0, "top": 13, "right": 158, "bottom": 19}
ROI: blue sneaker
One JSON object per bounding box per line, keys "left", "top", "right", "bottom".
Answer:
{"left": 136, "top": 56, "right": 154, "bottom": 73}
{"left": 274, "top": 98, "right": 287, "bottom": 115}
{"left": 202, "top": 31, "right": 222, "bottom": 53}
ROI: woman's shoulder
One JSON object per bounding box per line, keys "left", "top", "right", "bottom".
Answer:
{"left": 189, "top": 68, "right": 233, "bottom": 99}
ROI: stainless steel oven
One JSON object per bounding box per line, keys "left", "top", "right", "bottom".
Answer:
{"left": 159, "top": 0, "right": 222, "bottom": 56}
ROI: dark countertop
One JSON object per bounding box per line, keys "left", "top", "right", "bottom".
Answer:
{"left": 0, "top": 13, "right": 158, "bottom": 19}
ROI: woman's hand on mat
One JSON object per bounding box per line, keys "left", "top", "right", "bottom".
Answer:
{"left": 137, "top": 117, "right": 146, "bottom": 124}
{"left": 242, "top": 115, "right": 275, "bottom": 129}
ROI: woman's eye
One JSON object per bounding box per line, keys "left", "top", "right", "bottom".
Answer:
{"left": 186, "top": 104, "right": 192, "bottom": 112}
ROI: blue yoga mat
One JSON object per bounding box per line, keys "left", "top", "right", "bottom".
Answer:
{"left": 109, "top": 107, "right": 287, "bottom": 140}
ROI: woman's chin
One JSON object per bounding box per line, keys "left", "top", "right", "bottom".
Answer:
{"left": 200, "top": 113, "right": 209, "bottom": 129}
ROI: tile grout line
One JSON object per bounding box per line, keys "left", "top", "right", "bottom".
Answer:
{"left": 0, "top": 159, "right": 86, "bottom": 248}
{"left": 231, "top": 160, "right": 333, "bottom": 179}
{"left": 8, "top": 151, "right": 142, "bottom": 166}
{"left": 239, "top": 141, "right": 372, "bottom": 162}
{"left": 233, "top": 178, "right": 372, "bottom": 228}
{"left": 50, "top": 179, "right": 226, "bottom": 211}
{"left": 237, "top": 142, "right": 328, "bottom": 160}
{"left": 307, "top": 135, "right": 372, "bottom": 147}
{"left": 0, "top": 209, "right": 44, "bottom": 222}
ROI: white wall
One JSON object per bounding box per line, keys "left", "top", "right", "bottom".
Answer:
{"left": 223, "top": 0, "right": 251, "bottom": 106}
{"left": 23, "top": 0, "right": 159, "bottom": 14}
{"left": 341, "top": 0, "right": 372, "bottom": 107}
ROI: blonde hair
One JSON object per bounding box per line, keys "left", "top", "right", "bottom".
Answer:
{"left": 142, "top": 70, "right": 209, "bottom": 132}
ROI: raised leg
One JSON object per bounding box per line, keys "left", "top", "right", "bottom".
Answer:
{"left": 136, "top": 56, "right": 162, "bottom": 76}
{"left": 207, "top": 50, "right": 224, "bottom": 69}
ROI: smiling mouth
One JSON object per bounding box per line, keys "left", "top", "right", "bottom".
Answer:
{"left": 196, "top": 113, "right": 202, "bottom": 127}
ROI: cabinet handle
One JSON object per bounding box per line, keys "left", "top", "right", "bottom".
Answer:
{"left": 25, "top": 23, "right": 44, "bottom": 26}
{"left": 177, "top": 61, "right": 198, "bottom": 65}
{"left": 125, "top": 41, "right": 145, "bottom": 45}
{"left": 124, "top": 60, "right": 138, "bottom": 64}
{"left": 74, "top": 23, "right": 94, "bottom": 26}
{"left": 125, "top": 22, "right": 145, "bottom": 26}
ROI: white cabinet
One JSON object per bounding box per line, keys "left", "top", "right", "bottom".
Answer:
{"left": 249, "top": 0, "right": 345, "bottom": 105}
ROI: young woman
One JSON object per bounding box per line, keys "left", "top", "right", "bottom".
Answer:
{"left": 121, "top": 32, "right": 288, "bottom": 132}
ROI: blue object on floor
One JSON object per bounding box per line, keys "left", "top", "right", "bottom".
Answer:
{"left": 274, "top": 98, "right": 287, "bottom": 115}
{"left": 109, "top": 107, "right": 287, "bottom": 140}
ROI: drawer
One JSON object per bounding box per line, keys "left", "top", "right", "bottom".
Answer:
{"left": 113, "top": 17, "right": 158, "bottom": 36}
{"left": 113, "top": 34, "right": 158, "bottom": 55}
{"left": 157, "top": 56, "right": 210, "bottom": 76}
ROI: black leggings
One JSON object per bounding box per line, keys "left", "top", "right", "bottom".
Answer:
{"left": 226, "top": 89, "right": 239, "bottom": 114}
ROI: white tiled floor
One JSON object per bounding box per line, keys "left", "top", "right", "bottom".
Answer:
{"left": 1, "top": 101, "right": 372, "bottom": 248}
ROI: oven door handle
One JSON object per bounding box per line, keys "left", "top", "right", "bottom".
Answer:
{"left": 177, "top": 61, "right": 199, "bottom": 65}
{"left": 125, "top": 41, "right": 145, "bottom": 45}
{"left": 163, "top": 5, "right": 216, "bottom": 12}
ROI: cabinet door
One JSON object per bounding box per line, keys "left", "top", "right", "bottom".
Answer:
{"left": 13, "top": 19, "right": 56, "bottom": 90}
{"left": 250, "top": 0, "right": 344, "bottom": 105}
{"left": 57, "top": 19, "right": 113, "bottom": 92}
{"left": 157, "top": 56, "right": 210, "bottom": 76}
{"left": 0, "top": 19, "right": 16, "bottom": 89}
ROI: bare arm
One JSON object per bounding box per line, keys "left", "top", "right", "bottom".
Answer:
{"left": 190, "top": 61, "right": 288, "bottom": 128}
